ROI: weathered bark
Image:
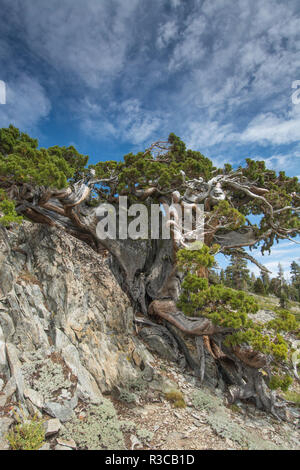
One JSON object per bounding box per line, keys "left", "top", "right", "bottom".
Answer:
{"left": 2, "top": 176, "right": 295, "bottom": 420}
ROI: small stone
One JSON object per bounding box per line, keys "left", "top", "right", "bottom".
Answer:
{"left": 56, "top": 437, "right": 76, "bottom": 449}
{"left": 0, "top": 416, "right": 14, "bottom": 439}
{"left": 130, "top": 435, "right": 142, "bottom": 450}
{"left": 0, "top": 394, "right": 6, "bottom": 407}
{"left": 132, "top": 350, "right": 143, "bottom": 368}
{"left": 2, "top": 376, "right": 16, "bottom": 399}
{"left": 55, "top": 444, "right": 72, "bottom": 450}
{"left": 193, "top": 420, "right": 202, "bottom": 427}
{"left": 43, "top": 418, "right": 61, "bottom": 437}
{"left": 44, "top": 402, "right": 74, "bottom": 423}
{"left": 25, "top": 399, "right": 43, "bottom": 419}
{"left": 60, "top": 389, "right": 70, "bottom": 399}
{"left": 24, "top": 388, "right": 44, "bottom": 409}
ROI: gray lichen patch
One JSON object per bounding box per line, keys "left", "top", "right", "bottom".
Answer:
{"left": 119, "top": 420, "right": 153, "bottom": 443}
{"left": 60, "top": 399, "right": 125, "bottom": 450}
{"left": 191, "top": 388, "right": 224, "bottom": 411}
{"left": 191, "top": 388, "right": 281, "bottom": 449}
{"left": 22, "top": 353, "right": 76, "bottom": 402}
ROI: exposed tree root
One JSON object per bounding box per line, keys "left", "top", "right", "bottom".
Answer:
{"left": 147, "top": 298, "right": 290, "bottom": 420}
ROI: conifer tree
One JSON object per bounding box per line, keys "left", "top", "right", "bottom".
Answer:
{"left": 261, "top": 271, "right": 270, "bottom": 294}
{"left": 253, "top": 277, "right": 266, "bottom": 295}
{"left": 290, "top": 261, "right": 300, "bottom": 301}
{"left": 225, "top": 255, "right": 250, "bottom": 290}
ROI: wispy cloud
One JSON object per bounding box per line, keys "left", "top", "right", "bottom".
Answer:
{"left": 0, "top": 75, "right": 51, "bottom": 131}
{"left": 78, "top": 98, "right": 165, "bottom": 145}
{"left": 0, "top": 0, "right": 300, "bottom": 162}
{"left": 248, "top": 240, "right": 300, "bottom": 278}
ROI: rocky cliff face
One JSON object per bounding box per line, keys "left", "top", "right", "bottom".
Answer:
{"left": 0, "top": 222, "right": 158, "bottom": 421}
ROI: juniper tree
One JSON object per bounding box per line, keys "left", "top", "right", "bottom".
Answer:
{"left": 1, "top": 126, "right": 299, "bottom": 419}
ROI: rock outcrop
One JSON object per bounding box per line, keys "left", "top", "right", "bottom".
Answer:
{"left": 0, "top": 222, "right": 156, "bottom": 418}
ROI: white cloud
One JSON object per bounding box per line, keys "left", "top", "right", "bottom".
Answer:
{"left": 237, "top": 109, "right": 300, "bottom": 146}
{"left": 263, "top": 148, "right": 300, "bottom": 172}
{"left": 183, "top": 120, "right": 234, "bottom": 149}
{"left": 156, "top": 21, "right": 178, "bottom": 49}
{"left": 0, "top": 75, "right": 51, "bottom": 131}
{"left": 79, "top": 98, "right": 164, "bottom": 145}
{"left": 248, "top": 240, "right": 300, "bottom": 278}
{"left": 0, "top": 0, "right": 140, "bottom": 88}
{"left": 168, "top": 15, "right": 207, "bottom": 70}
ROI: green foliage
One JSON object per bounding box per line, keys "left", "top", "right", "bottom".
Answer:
{"left": 290, "top": 262, "right": 300, "bottom": 298}
{"left": 212, "top": 200, "right": 246, "bottom": 231}
{"left": 177, "top": 245, "right": 299, "bottom": 389}
{"left": 268, "top": 374, "right": 293, "bottom": 392}
{"left": 283, "top": 390, "right": 300, "bottom": 407}
{"left": 267, "top": 309, "right": 298, "bottom": 332}
{"left": 224, "top": 330, "right": 289, "bottom": 361}
{"left": 177, "top": 244, "right": 218, "bottom": 272}
{"left": 0, "top": 125, "right": 88, "bottom": 189}
{"left": 177, "top": 246, "right": 258, "bottom": 327}
{"left": 0, "top": 189, "right": 23, "bottom": 226}
{"left": 6, "top": 413, "right": 45, "bottom": 450}
{"left": 253, "top": 278, "right": 266, "bottom": 295}
{"left": 225, "top": 254, "right": 250, "bottom": 290}
{"left": 164, "top": 389, "right": 186, "bottom": 408}
{"left": 268, "top": 277, "right": 281, "bottom": 296}
{"left": 232, "top": 159, "right": 300, "bottom": 253}
{"left": 92, "top": 133, "right": 215, "bottom": 202}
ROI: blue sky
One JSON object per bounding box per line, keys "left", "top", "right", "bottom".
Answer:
{"left": 0, "top": 0, "right": 299, "bottom": 278}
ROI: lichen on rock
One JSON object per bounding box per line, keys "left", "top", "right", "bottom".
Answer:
{"left": 60, "top": 399, "right": 125, "bottom": 450}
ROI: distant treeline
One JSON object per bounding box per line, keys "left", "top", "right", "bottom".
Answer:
{"left": 211, "top": 256, "right": 300, "bottom": 307}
